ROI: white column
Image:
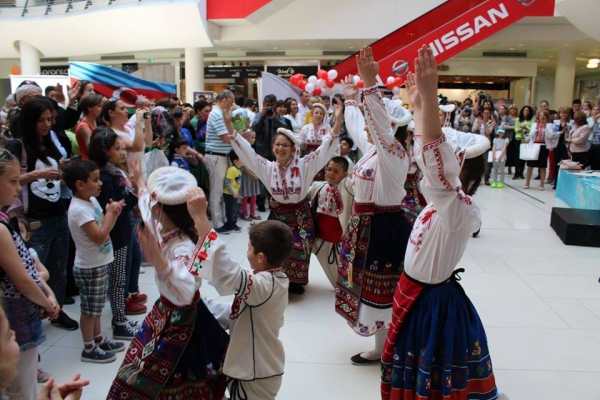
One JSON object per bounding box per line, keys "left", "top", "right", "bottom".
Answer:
{"left": 184, "top": 47, "right": 204, "bottom": 104}
{"left": 173, "top": 61, "right": 181, "bottom": 99}
{"left": 553, "top": 50, "right": 576, "bottom": 108}
{"left": 19, "top": 41, "right": 41, "bottom": 75}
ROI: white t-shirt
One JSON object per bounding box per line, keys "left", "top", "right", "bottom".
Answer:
{"left": 68, "top": 197, "right": 114, "bottom": 269}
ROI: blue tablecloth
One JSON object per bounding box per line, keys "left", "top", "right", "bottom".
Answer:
{"left": 555, "top": 170, "right": 600, "bottom": 210}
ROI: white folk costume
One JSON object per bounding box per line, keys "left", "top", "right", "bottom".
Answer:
{"left": 307, "top": 177, "right": 354, "bottom": 287}
{"left": 109, "top": 167, "right": 228, "bottom": 400}
{"left": 381, "top": 131, "right": 497, "bottom": 400}
{"left": 400, "top": 139, "right": 426, "bottom": 227}
{"left": 191, "top": 229, "right": 289, "bottom": 400}
{"left": 296, "top": 104, "right": 335, "bottom": 181}
{"left": 229, "top": 128, "right": 339, "bottom": 285}
{"left": 335, "top": 85, "right": 411, "bottom": 337}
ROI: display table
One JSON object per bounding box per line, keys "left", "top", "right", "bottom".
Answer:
{"left": 555, "top": 170, "right": 600, "bottom": 210}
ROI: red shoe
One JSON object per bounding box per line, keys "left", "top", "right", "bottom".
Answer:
{"left": 130, "top": 292, "right": 148, "bottom": 305}
{"left": 125, "top": 297, "right": 147, "bottom": 315}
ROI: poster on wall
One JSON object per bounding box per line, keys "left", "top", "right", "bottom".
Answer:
{"left": 194, "top": 91, "right": 214, "bottom": 102}
{"left": 578, "top": 79, "right": 600, "bottom": 104}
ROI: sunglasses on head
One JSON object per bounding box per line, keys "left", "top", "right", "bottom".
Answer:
{"left": 109, "top": 97, "right": 119, "bottom": 103}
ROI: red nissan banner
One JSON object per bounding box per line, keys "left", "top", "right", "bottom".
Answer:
{"left": 333, "top": 0, "right": 555, "bottom": 81}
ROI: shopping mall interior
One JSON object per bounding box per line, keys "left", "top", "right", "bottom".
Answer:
{"left": 0, "top": 0, "right": 599, "bottom": 399}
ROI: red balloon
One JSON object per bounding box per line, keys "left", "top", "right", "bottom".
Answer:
{"left": 290, "top": 75, "right": 299, "bottom": 85}
{"left": 317, "top": 69, "right": 328, "bottom": 80}
{"left": 386, "top": 81, "right": 395, "bottom": 90}
{"left": 313, "top": 86, "right": 322, "bottom": 96}
{"left": 394, "top": 77, "right": 404, "bottom": 87}
{"left": 299, "top": 80, "right": 308, "bottom": 90}
{"left": 357, "top": 80, "right": 365, "bottom": 89}
{"left": 325, "top": 79, "right": 335, "bottom": 88}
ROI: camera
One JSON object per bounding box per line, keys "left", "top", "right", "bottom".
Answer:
{"left": 265, "top": 107, "right": 274, "bottom": 117}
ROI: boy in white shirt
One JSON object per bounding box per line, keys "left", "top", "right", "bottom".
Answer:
{"left": 63, "top": 159, "right": 126, "bottom": 364}
{"left": 186, "top": 187, "right": 293, "bottom": 400}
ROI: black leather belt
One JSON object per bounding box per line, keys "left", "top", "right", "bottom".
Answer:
{"left": 206, "top": 150, "right": 228, "bottom": 157}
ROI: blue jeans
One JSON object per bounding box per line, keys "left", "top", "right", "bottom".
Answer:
{"left": 27, "top": 214, "right": 69, "bottom": 307}
{"left": 126, "top": 214, "right": 142, "bottom": 296}
{"left": 223, "top": 194, "right": 238, "bottom": 229}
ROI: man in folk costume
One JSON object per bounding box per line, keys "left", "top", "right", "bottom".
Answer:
{"left": 306, "top": 156, "right": 354, "bottom": 288}
{"left": 334, "top": 48, "right": 412, "bottom": 365}
{"left": 228, "top": 106, "right": 342, "bottom": 294}
{"left": 381, "top": 46, "right": 499, "bottom": 400}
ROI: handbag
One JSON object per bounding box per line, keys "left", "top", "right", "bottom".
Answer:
{"left": 487, "top": 151, "right": 503, "bottom": 163}
{"left": 519, "top": 142, "right": 541, "bottom": 161}
{"left": 4, "top": 139, "right": 29, "bottom": 216}
{"left": 558, "top": 159, "right": 582, "bottom": 170}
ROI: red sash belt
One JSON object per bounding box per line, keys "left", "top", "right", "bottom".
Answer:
{"left": 353, "top": 202, "right": 403, "bottom": 215}
{"left": 317, "top": 214, "right": 343, "bottom": 243}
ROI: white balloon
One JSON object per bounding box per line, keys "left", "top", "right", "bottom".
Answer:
{"left": 392, "top": 87, "right": 401, "bottom": 95}
{"left": 353, "top": 75, "right": 360, "bottom": 84}
{"left": 327, "top": 69, "right": 338, "bottom": 80}
{"left": 317, "top": 79, "right": 326, "bottom": 87}
{"left": 387, "top": 76, "right": 395, "bottom": 83}
{"left": 308, "top": 75, "right": 318, "bottom": 84}
{"left": 305, "top": 83, "right": 315, "bottom": 94}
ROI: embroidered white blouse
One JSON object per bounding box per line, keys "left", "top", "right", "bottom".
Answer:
{"left": 344, "top": 85, "right": 408, "bottom": 205}
{"left": 191, "top": 229, "right": 289, "bottom": 381}
{"left": 284, "top": 113, "right": 303, "bottom": 134}
{"left": 403, "top": 134, "right": 481, "bottom": 284}
{"left": 296, "top": 122, "right": 332, "bottom": 148}
{"left": 229, "top": 131, "right": 340, "bottom": 204}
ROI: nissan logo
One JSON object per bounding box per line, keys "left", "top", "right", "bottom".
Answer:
{"left": 519, "top": 0, "right": 536, "bottom": 6}
{"left": 392, "top": 60, "right": 410, "bottom": 76}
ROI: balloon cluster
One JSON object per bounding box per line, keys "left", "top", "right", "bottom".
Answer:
{"left": 290, "top": 69, "right": 338, "bottom": 95}
{"left": 385, "top": 76, "right": 406, "bottom": 94}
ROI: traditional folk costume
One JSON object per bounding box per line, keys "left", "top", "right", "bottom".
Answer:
{"left": 192, "top": 228, "right": 289, "bottom": 400}
{"left": 307, "top": 177, "right": 354, "bottom": 288}
{"left": 400, "top": 139, "right": 426, "bottom": 227}
{"left": 335, "top": 86, "right": 411, "bottom": 337}
{"left": 229, "top": 128, "right": 339, "bottom": 285}
{"left": 297, "top": 103, "right": 333, "bottom": 181}
{"left": 381, "top": 131, "right": 498, "bottom": 400}
{"left": 108, "top": 168, "right": 228, "bottom": 400}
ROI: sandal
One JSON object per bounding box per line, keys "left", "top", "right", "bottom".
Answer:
{"left": 241, "top": 215, "right": 252, "bottom": 221}
{"left": 38, "top": 368, "right": 51, "bottom": 383}
{"left": 250, "top": 214, "right": 262, "bottom": 220}
{"left": 524, "top": 185, "right": 529, "bottom": 189}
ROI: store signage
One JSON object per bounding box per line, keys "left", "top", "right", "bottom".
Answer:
{"left": 41, "top": 65, "right": 69, "bottom": 76}
{"left": 266, "top": 66, "right": 318, "bottom": 78}
{"left": 333, "top": 0, "right": 554, "bottom": 79}
{"left": 204, "top": 67, "right": 263, "bottom": 79}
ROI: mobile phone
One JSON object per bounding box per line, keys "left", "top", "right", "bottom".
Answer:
{"left": 143, "top": 112, "right": 150, "bottom": 120}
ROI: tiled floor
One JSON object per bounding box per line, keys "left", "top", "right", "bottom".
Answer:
{"left": 38, "top": 182, "right": 600, "bottom": 399}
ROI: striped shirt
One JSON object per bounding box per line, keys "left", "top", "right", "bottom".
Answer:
{"left": 206, "top": 107, "right": 232, "bottom": 154}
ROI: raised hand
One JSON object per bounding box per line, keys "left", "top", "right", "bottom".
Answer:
{"left": 67, "top": 81, "right": 81, "bottom": 104}
{"left": 405, "top": 72, "right": 421, "bottom": 111}
{"left": 356, "top": 47, "right": 379, "bottom": 88}
{"left": 414, "top": 45, "right": 439, "bottom": 102}
{"left": 186, "top": 187, "right": 208, "bottom": 220}
{"left": 342, "top": 75, "right": 359, "bottom": 101}
{"left": 333, "top": 102, "right": 343, "bottom": 118}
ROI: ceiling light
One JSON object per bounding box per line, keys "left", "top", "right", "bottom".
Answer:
{"left": 589, "top": 58, "right": 600, "bottom": 64}
{"left": 509, "top": 48, "right": 515, "bottom": 50}
{"left": 518, "top": 44, "right": 524, "bottom": 47}
{"left": 273, "top": 47, "right": 278, "bottom": 50}
{"left": 587, "top": 63, "right": 598, "bottom": 69}
{"left": 565, "top": 44, "right": 570, "bottom": 47}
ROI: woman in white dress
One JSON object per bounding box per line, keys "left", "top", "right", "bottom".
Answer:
{"left": 334, "top": 48, "right": 412, "bottom": 365}
{"left": 228, "top": 108, "right": 342, "bottom": 294}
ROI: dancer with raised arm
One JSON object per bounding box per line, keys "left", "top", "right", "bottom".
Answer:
{"left": 228, "top": 108, "right": 342, "bottom": 294}
{"left": 381, "top": 46, "right": 497, "bottom": 400}
{"left": 335, "top": 48, "right": 412, "bottom": 365}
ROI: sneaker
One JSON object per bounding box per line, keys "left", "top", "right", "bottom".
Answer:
{"left": 113, "top": 322, "right": 138, "bottom": 340}
{"left": 491, "top": 182, "right": 497, "bottom": 188}
{"left": 125, "top": 297, "right": 147, "bottom": 315}
{"left": 98, "top": 338, "right": 126, "bottom": 353}
{"left": 37, "top": 369, "right": 51, "bottom": 383}
{"left": 139, "top": 266, "right": 146, "bottom": 274}
{"left": 231, "top": 225, "right": 242, "bottom": 232}
{"left": 250, "top": 214, "right": 262, "bottom": 220}
{"left": 51, "top": 310, "right": 79, "bottom": 331}
{"left": 216, "top": 226, "right": 231, "bottom": 235}
{"left": 81, "top": 345, "right": 116, "bottom": 363}
{"left": 111, "top": 318, "right": 141, "bottom": 329}
{"left": 130, "top": 292, "right": 148, "bottom": 305}
{"left": 497, "top": 182, "right": 504, "bottom": 188}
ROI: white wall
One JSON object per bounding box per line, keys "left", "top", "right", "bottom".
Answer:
{"left": 534, "top": 77, "right": 556, "bottom": 107}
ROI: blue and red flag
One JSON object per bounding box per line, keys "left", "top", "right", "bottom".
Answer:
{"left": 69, "top": 62, "right": 176, "bottom": 106}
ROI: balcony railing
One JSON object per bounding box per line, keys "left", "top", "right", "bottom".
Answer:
{"left": 0, "top": 0, "right": 160, "bottom": 18}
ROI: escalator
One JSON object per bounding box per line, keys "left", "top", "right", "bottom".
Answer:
{"left": 333, "top": 0, "right": 555, "bottom": 82}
